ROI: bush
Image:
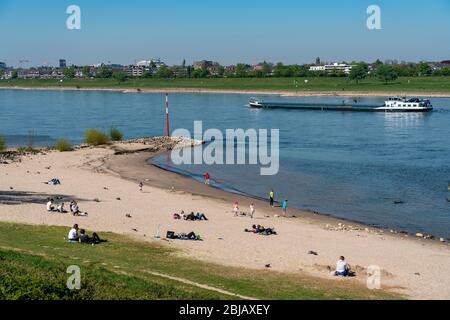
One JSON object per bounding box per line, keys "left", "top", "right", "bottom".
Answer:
{"left": 54, "top": 138, "right": 73, "bottom": 152}
{"left": 84, "top": 129, "right": 109, "bottom": 146}
{"left": 109, "top": 127, "right": 123, "bottom": 141}
{"left": 0, "top": 135, "right": 6, "bottom": 152}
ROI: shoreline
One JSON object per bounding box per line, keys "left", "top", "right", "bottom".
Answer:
{"left": 1, "top": 142, "right": 450, "bottom": 299}
{"left": 2, "top": 85, "right": 450, "bottom": 98}
{"left": 111, "top": 150, "right": 448, "bottom": 243}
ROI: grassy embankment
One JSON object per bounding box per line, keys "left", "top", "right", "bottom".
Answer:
{"left": 0, "top": 222, "right": 401, "bottom": 300}
{"left": 1, "top": 77, "right": 450, "bottom": 93}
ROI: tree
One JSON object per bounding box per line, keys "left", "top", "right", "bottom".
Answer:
{"left": 441, "top": 67, "right": 450, "bottom": 76}
{"left": 113, "top": 71, "right": 128, "bottom": 83}
{"left": 417, "top": 63, "right": 432, "bottom": 76}
{"left": 82, "top": 66, "right": 91, "bottom": 78}
{"left": 348, "top": 63, "right": 368, "bottom": 83}
{"left": 96, "top": 65, "right": 113, "bottom": 78}
{"left": 11, "top": 70, "right": 18, "bottom": 79}
{"left": 235, "top": 64, "right": 250, "bottom": 77}
{"left": 63, "top": 67, "right": 76, "bottom": 79}
{"left": 376, "top": 65, "right": 398, "bottom": 84}
{"left": 154, "top": 65, "right": 173, "bottom": 78}
{"left": 192, "top": 68, "right": 209, "bottom": 78}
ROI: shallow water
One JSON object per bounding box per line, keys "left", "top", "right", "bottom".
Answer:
{"left": 1, "top": 89, "right": 449, "bottom": 237}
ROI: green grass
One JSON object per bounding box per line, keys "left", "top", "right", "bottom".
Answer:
{"left": 54, "top": 138, "right": 73, "bottom": 152}
{"left": 0, "top": 222, "right": 401, "bottom": 300}
{"left": 84, "top": 128, "right": 109, "bottom": 146}
{"left": 0, "top": 135, "right": 5, "bottom": 152}
{"left": 1, "top": 77, "right": 450, "bottom": 93}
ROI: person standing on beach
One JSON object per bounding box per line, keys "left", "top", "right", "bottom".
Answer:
{"left": 250, "top": 203, "right": 255, "bottom": 218}
{"left": 204, "top": 172, "right": 210, "bottom": 185}
{"left": 269, "top": 190, "right": 275, "bottom": 207}
{"left": 139, "top": 182, "right": 143, "bottom": 192}
{"left": 282, "top": 199, "right": 288, "bottom": 217}
{"left": 233, "top": 202, "right": 240, "bottom": 216}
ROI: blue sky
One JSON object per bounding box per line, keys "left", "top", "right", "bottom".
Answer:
{"left": 1, "top": 0, "right": 450, "bottom": 67}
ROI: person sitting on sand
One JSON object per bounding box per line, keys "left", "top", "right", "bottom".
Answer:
{"left": 68, "top": 224, "right": 79, "bottom": 242}
{"left": 335, "top": 256, "right": 350, "bottom": 277}
{"left": 57, "top": 202, "right": 67, "bottom": 213}
{"left": 79, "top": 229, "right": 103, "bottom": 245}
{"left": 46, "top": 199, "right": 55, "bottom": 212}
{"left": 70, "top": 200, "right": 88, "bottom": 216}
{"left": 233, "top": 202, "right": 240, "bottom": 216}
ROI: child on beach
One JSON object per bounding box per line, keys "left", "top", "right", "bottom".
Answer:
{"left": 139, "top": 182, "right": 143, "bottom": 191}
{"left": 203, "top": 172, "right": 210, "bottom": 185}
{"left": 233, "top": 202, "right": 240, "bottom": 216}
{"left": 282, "top": 199, "right": 288, "bottom": 217}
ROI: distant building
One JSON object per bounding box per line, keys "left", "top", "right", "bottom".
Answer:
{"left": 309, "top": 63, "right": 353, "bottom": 74}
{"left": 59, "top": 59, "right": 67, "bottom": 68}
{"left": 193, "top": 60, "right": 213, "bottom": 70}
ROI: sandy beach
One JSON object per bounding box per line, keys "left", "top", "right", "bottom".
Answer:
{"left": 2, "top": 85, "right": 450, "bottom": 98}
{"left": 1, "top": 142, "right": 449, "bottom": 300}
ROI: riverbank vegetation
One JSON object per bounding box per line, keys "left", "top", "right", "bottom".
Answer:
{"left": 2, "top": 76, "right": 450, "bottom": 94}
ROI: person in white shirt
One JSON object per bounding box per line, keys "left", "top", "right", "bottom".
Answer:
{"left": 335, "top": 256, "right": 350, "bottom": 277}
{"left": 233, "top": 202, "right": 240, "bottom": 216}
{"left": 250, "top": 203, "right": 255, "bottom": 218}
{"left": 46, "top": 199, "right": 55, "bottom": 212}
{"left": 57, "top": 203, "right": 66, "bottom": 213}
{"left": 68, "top": 224, "right": 79, "bottom": 242}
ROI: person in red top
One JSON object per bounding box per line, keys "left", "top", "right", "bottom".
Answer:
{"left": 203, "top": 172, "right": 210, "bottom": 185}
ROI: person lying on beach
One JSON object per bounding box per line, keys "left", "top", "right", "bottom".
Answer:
{"left": 45, "top": 178, "right": 61, "bottom": 185}
{"left": 245, "top": 225, "right": 277, "bottom": 236}
{"left": 68, "top": 224, "right": 79, "bottom": 242}
{"left": 335, "top": 256, "right": 351, "bottom": 277}
{"left": 173, "top": 211, "right": 208, "bottom": 221}
{"left": 79, "top": 229, "right": 104, "bottom": 245}
{"left": 167, "top": 231, "right": 201, "bottom": 241}
{"left": 179, "top": 232, "right": 201, "bottom": 240}
{"left": 46, "top": 199, "right": 56, "bottom": 212}
{"left": 195, "top": 212, "right": 208, "bottom": 221}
